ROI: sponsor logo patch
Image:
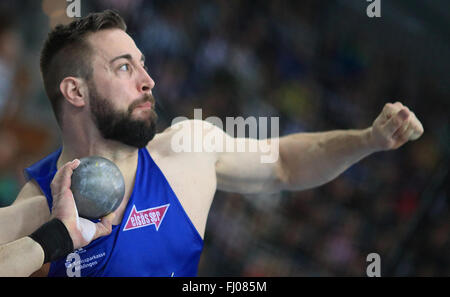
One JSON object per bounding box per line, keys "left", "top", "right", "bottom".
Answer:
{"left": 123, "top": 204, "right": 170, "bottom": 231}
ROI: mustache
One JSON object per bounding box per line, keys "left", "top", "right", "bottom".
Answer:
{"left": 128, "top": 94, "right": 155, "bottom": 113}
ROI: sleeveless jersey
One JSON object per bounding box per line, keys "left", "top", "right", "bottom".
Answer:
{"left": 24, "top": 147, "right": 204, "bottom": 277}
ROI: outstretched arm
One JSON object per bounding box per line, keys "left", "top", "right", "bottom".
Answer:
{"left": 278, "top": 102, "right": 423, "bottom": 191}
{"left": 214, "top": 101, "right": 424, "bottom": 193}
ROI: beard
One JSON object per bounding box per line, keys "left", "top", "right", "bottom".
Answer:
{"left": 88, "top": 82, "right": 158, "bottom": 148}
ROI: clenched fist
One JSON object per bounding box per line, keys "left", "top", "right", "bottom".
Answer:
{"left": 370, "top": 102, "right": 424, "bottom": 151}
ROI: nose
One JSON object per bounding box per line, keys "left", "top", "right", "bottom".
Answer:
{"left": 139, "top": 67, "right": 155, "bottom": 94}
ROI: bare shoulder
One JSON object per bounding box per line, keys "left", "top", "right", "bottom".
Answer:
{"left": 147, "top": 119, "right": 222, "bottom": 160}
{"left": 158, "top": 119, "right": 220, "bottom": 138}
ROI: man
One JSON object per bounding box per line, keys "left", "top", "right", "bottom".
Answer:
{"left": 7, "top": 10, "right": 423, "bottom": 276}
{"left": 0, "top": 160, "right": 114, "bottom": 276}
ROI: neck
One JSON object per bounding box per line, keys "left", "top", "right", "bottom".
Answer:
{"left": 57, "top": 120, "right": 139, "bottom": 169}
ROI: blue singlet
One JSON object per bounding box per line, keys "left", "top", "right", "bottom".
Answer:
{"left": 25, "top": 147, "right": 203, "bottom": 277}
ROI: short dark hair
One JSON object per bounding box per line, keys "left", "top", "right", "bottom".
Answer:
{"left": 40, "top": 10, "right": 127, "bottom": 125}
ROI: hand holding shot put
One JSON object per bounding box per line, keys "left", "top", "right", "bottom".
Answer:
{"left": 0, "top": 160, "right": 114, "bottom": 276}
{"left": 51, "top": 159, "right": 116, "bottom": 249}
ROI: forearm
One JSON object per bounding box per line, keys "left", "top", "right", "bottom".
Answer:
{"left": 279, "top": 127, "right": 376, "bottom": 191}
{"left": 0, "top": 196, "right": 50, "bottom": 245}
{"left": 0, "top": 236, "right": 44, "bottom": 277}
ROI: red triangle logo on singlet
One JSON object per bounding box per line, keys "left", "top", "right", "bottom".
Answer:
{"left": 123, "top": 204, "right": 170, "bottom": 231}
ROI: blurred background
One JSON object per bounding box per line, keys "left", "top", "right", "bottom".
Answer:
{"left": 0, "top": 0, "right": 448, "bottom": 276}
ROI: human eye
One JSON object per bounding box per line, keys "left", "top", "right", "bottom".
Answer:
{"left": 119, "top": 63, "right": 130, "bottom": 71}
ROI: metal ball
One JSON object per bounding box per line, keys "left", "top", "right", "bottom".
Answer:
{"left": 70, "top": 156, "right": 125, "bottom": 220}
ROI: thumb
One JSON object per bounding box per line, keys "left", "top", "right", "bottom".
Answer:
{"left": 93, "top": 212, "right": 116, "bottom": 240}
{"left": 383, "top": 108, "right": 409, "bottom": 136}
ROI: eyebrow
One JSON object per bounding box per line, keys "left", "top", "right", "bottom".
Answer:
{"left": 109, "top": 53, "right": 146, "bottom": 64}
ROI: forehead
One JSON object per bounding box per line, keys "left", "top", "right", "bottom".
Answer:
{"left": 86, "top": 29, "right": 142, "bottom": 64}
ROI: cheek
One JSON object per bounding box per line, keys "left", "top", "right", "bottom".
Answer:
{"left": 92, "top": 69, "right": 138, "bottom": 108}
{"left": 96, "top": 81, "right": 134, "bottom": 109}
{"left": 111, "top": 79, "right": 138, "bottom": 100}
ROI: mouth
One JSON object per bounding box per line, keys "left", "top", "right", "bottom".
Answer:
{"left": 130, "top": 94, "right": 155, "bottom": 114}
{"left": 135, "top": 101, "right": 153, "bottom": 110}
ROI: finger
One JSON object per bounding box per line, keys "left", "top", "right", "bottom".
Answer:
{"left": 409, "top": 122, "right": 424, "bottom": 141}
{"left": 383, "top": 108, "right": 409, "bottom": 136}
{"left": 100, "top": 212, "right": 116, "bottom": 225}
{"left": 392, "top": 119, "right": 410, "bottom": 140}
{"left": 393, "top": 101, "right": 404, "bottom": 108}
{"left": 381, "top": 103, "right": 395, "bottom": 121}
{"left": 408, "top": 112, "right": 424, "bottom": 141}
{"left": 381, "top": 102, "right": 403, "bottom": 123}
{"left": 70, "top": 159, "right": 81, "bottom": 169}
{"left": 92, "top": 213, "right": 115, "bottom": 240}
{"left": 60, "top": 159, "right": 79, "bottom": 187}
{"left": 52, "top": 159, "right": 81, "bottom": 191}
{"left": 64, "top": 159, "right": 81, "bottom": 179}
{"left": 394, "top": 124, "right": 415, "bottom": 143}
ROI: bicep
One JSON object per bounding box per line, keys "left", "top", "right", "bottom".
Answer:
{"left": 215, "top": 133, "right": 286, "bottom": 194}
{"left": 169, "top": 119, "right": 286, "bottom": 194}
